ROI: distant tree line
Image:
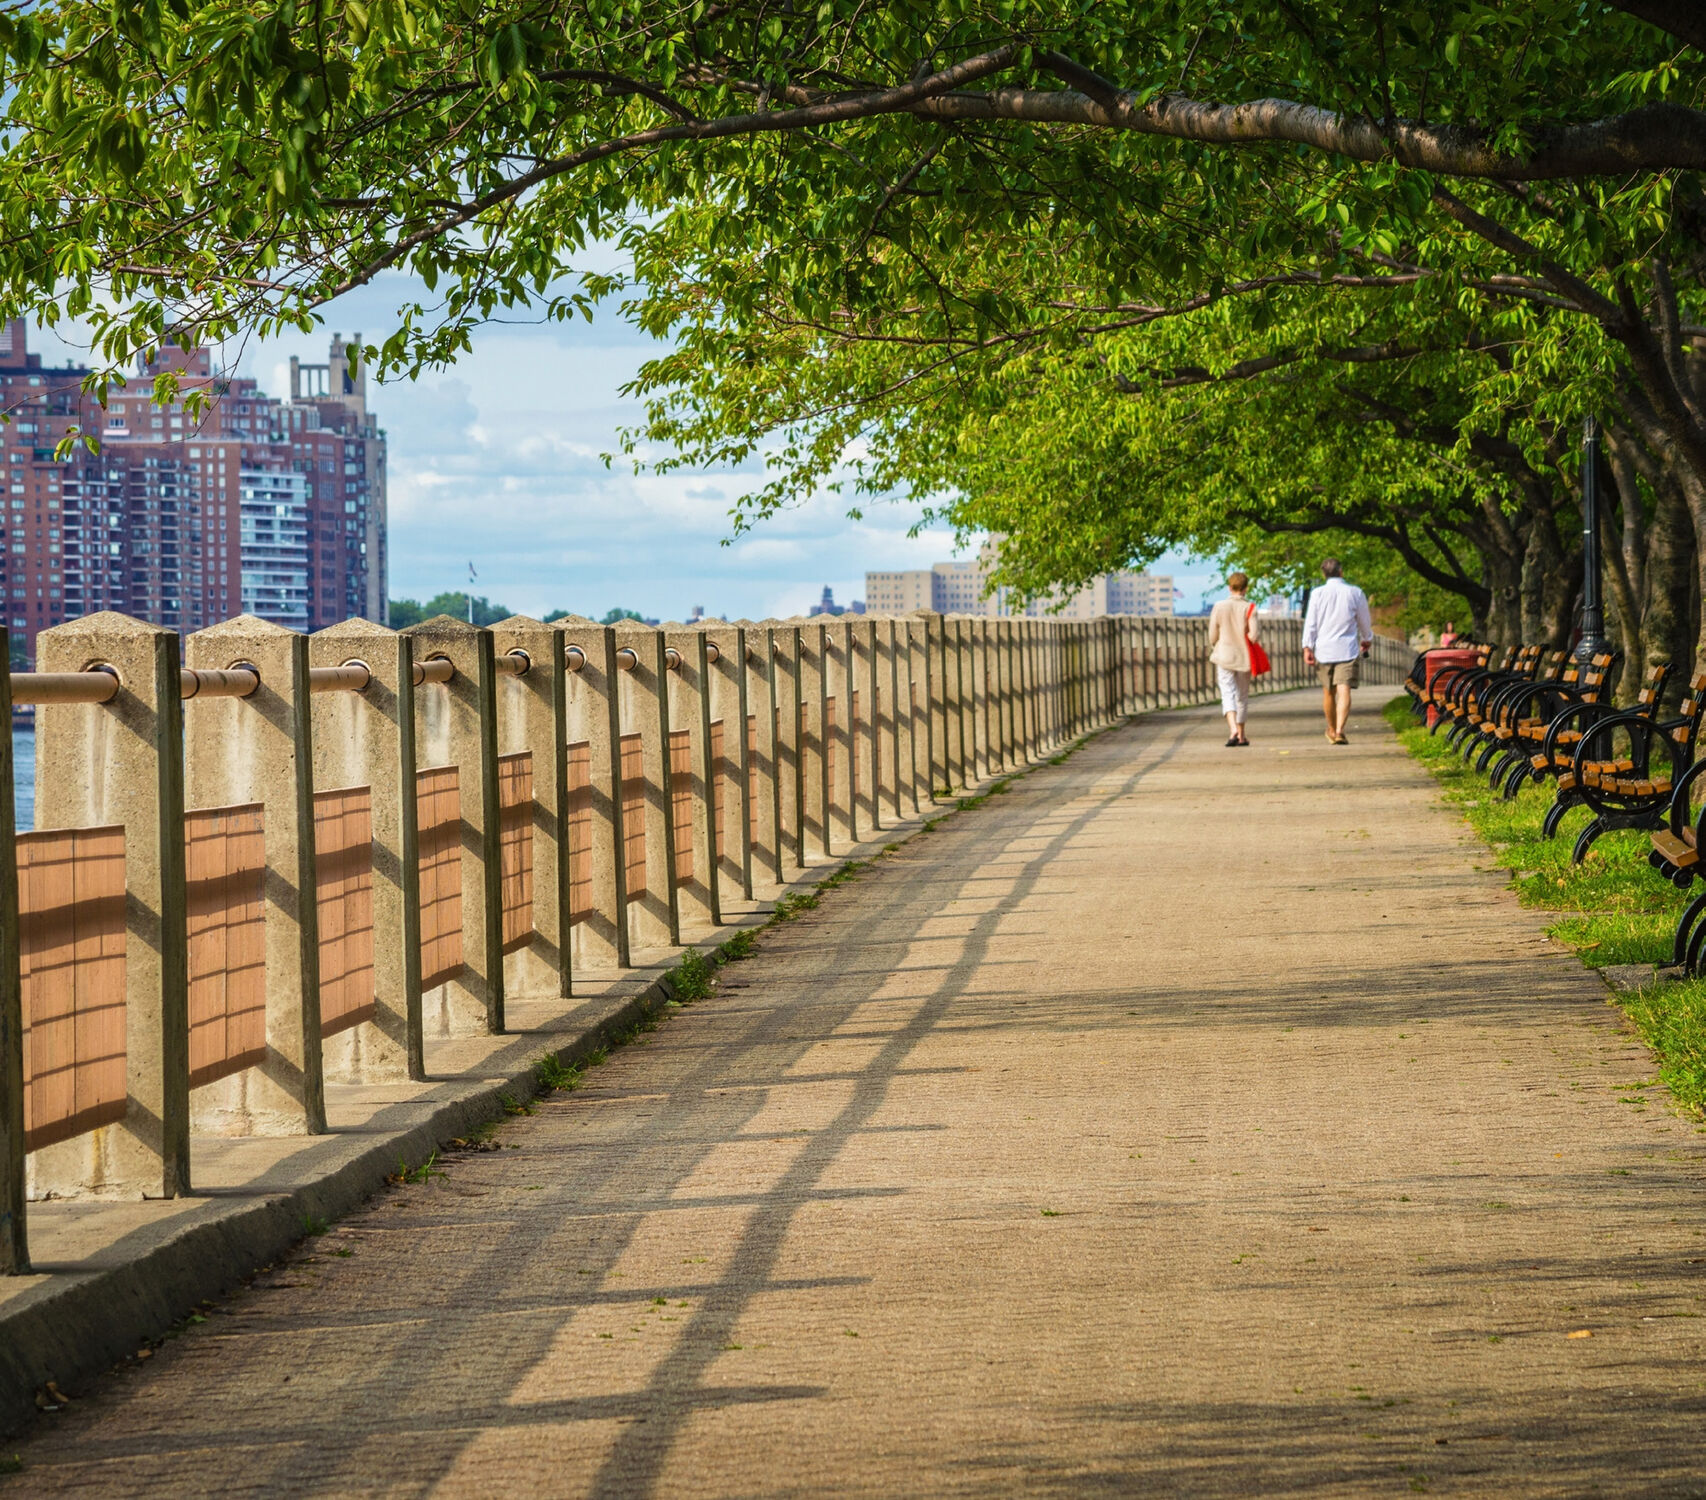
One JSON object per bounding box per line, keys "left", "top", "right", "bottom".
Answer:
{"left": 386, "top": 595, "right": 646, "bottom": 629}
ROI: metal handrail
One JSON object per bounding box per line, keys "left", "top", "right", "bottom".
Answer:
{"left": 664, "top": 647, "right": 683, "bottom": 672}
{"left": 309, "top": 663, "right": 372, "bottom": 694}
{"left": 181, "top": 667, "right": 259, "bottom": 700}
{"left": 705, "top": 641, "right": 721, "bottom": 665}
{"left": 494, "top": 649, "right": 530, "bottom": 678}
{"left": 10, "top": 668, "right": 120, "bottom": 705}
{"left": 616, "top": 647, "right": 638, "bottom": 672}
{"left": 413, "top": 657, "right": 454, "bottom": 687}
{"left": 564, "top": 645, "right": 586, "bottom": 673}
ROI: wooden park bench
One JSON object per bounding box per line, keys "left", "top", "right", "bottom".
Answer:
{"left": 1646, "top": 691, "right": 1706, "bottom": 974}
{"left": 1498, "top": 651, "right": 1620, "bottom": 800}
{"left": 1458, "top": 645, "right": 1556, "bottom": 772}
{"left": 1551, "top": 666, "right": 1700, "bottom": 863}
{"left": 1529, "top": 658, "right": 1654, "bottom": 840}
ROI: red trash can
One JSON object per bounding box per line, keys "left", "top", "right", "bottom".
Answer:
{"left": 1422, "top": 647, "right": 1482, "bottom": 728}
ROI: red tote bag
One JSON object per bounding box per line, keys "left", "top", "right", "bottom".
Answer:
{"left": 1245, "top": 603, "right": 1271, "bottom": 677}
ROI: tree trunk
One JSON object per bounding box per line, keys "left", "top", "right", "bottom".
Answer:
{"left": 1641, "top": 477, "right": 1696, "bottom": 695}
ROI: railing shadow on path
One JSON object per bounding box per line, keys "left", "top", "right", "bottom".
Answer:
{"left": 29, "top": 710, "right": 1189, "bottom": 1487}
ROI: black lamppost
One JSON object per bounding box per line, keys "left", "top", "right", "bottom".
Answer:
{"left": 1576, "top": 415, "right": 1611, "bottom": 661}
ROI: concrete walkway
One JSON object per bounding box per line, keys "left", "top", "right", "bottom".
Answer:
{"left": 9, "top": 688, "right": 1706, "bottom": 1496}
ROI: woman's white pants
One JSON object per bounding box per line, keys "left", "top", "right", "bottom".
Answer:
{"left": 1217, "top": 666, "right": 1250, "bottom": 723}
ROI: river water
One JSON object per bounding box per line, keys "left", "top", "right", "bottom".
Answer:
{"left": 13, "top": 726, "right": 31, "bottom": 831}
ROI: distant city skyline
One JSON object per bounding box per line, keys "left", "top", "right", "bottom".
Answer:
{"left": 24, "top": 285, "right": 1219, "bottom": 625}
{"left": 867, "top": 543, "right": 1177, "bottom": 619}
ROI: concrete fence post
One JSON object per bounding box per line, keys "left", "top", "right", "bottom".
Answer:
{"left": 1089, "top": 620, "right": 1104, "bottom": 725}
{"left": 0, "top": 635, "right": 22, "bottom": 1269}
{"left": 491, "top": 615, "right": 571, "bottom": 1003}
{"left": 1124, "top": 617, "right": 1138, "bottom": 715}
{"left": 703, "top": 622, "right": 752, "bottom": 904}
{"left": 918, "top": 614, "right": 945, "bottom": 794}
{"left": 874, "top": 619, "right": 902, "bottom": 823}
{"left": 996, "top": 621, "right": 1015, "bottom": 771}
{"left": 934, "top": 614, "right": 948, "bottom": 791}
{"left": 957, "top": 620, "right": 978, "bottom": 783}
{"left": 1110, "top": 618, "right": 1122, "bottom": 717}
{"left": 906, "top": 617, "right": 934, "bottom": 808}
{"left": 1068, "top": 623, "right": 1080, "bottom": 736}
{"left": 556, "top": 618, "right": 628, "bottom": 972}
{"left": 825, "top": 622, "right": 853, "bottom": 850}
{"left": 402, "top": 615, "right": 504, "bottom": 1037}
{"left": 796, "top": 621, "right": 830, "bottom": 859}
{"left": 1047, "top": 622, "right": 1062, "bottom": 747}
{"left": 1134, "top": 618, "right": 1150, "bottom": 712}
{"left": 615, "top": 625, "right": 679, "bottom": 952}
{"left": 1030, "top": 614, "right": 1044, "bottom": 750}
{"left": 980, "top": 621, "right": 1000, "bottom": 774}
{"left": 770, "top": 624, "right": 804, "bottom": 872}
{"left": 1099, "top": 619, "right": 1111, "bottom": 722}
{"left": 965, "top": 621, "right": 986, "bottom": 783}
{"left": 740, "top": 625, "right": 782, "bottom": 891}
{"left": 33, "top": 612, "right": 190, "bottom": 1200}
{"left": 664, "top": 625, "right": 719, "bottom": 933}
{"left": 895, "top": 619, "right": 920, "bottom": 817}
{"left": 851, "top": 617, "right": 881, "bottom": 836}
{"left": 1039, "top": 623, "right": 1054, "bottom": 747}
{"left": 1011, "top": 621, "right": 1029, "bottom": 762}
{"left": 184, "top": 616, "right": 325, "bottom": 1137}
{"left": 310, "top": 617, "right": 423, "bottom": 1080}
{"left": 1126, "top": 617, "right": 1141, "bottom": 714}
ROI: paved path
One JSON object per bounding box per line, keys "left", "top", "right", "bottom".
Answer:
{"left": 10, "top": 689, "right": 1706, "bottom": 1496}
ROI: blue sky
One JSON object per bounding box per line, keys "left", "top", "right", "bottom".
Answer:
{"left": 33, "top": 277, "right": 1218, "bottom": 621}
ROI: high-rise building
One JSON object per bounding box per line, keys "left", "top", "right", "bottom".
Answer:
{"left": 864, "top": 569, "right": 934, "bottom": 614}
{"left": 807, "top": 585, "right": 865, "bottom": 617}
{"left": 0, "top": 322, "right": 386, "bottom": 659}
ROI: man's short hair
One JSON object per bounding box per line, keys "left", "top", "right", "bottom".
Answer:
{"left": 1320, "top": 557, "right": 1343, "bottom": 579}
{"left": 1227, "top": 572, "right": 1249, "bottom": 593}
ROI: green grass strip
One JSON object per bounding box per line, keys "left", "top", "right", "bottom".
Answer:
{"left": 1383, "top": 694, "right": 1706, "bottom": 1116}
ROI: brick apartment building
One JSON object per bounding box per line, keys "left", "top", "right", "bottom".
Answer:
{"left": 0, "top": 320, "right": 386, "bottom": 659}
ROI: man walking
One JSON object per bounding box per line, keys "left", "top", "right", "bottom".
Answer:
{"left": 1301, "top": 557, "right": 1373, "bottom": 745}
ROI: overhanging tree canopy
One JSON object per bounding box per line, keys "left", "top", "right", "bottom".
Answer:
{"left": 0, "top": 0, "right": 1702, "bottom": 657}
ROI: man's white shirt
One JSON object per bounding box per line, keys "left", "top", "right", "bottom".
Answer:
{"left": 1301, "top": 577, "right": 1373, "bottom": 664}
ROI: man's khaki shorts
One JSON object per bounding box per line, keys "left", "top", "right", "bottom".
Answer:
{"left": 1317, "top": 658, "right": 1362, "bottom": 689}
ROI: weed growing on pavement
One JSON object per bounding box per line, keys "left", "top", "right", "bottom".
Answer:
{"left": 671, "top": 950, "right": 716, "bottom": 1001}
{"left": 0, "top": 1454, "right": 22, "bottom": 1476}
{"left": 820, "top": 859, "right": 866, "bottom": 888}
{"left": 716, "top": 929, "right": 757, "bottom": 962}
{"left": 535, "top": 1053, "right": 582, "bottom": 1092}
{"left": 499, "top": 1091, "right": 535, "bottom": 1117}
{"left": 773, "top": 889, "right": 820, "bottom": 922}
{"left": 393, "top": 1151, "right": 445, "bottom": 1185}
{"left": 1385, "top": 695, "right": 1706, "bottom": 1115}
{"left": 300, "top": 1213, "right": 329, "bottom": 1236}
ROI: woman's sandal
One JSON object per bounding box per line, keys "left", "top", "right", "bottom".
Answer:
{"left": 1225, "top": 737, "right": 1241, "bottom": 747}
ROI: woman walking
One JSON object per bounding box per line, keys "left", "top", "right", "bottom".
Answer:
{"left": 1207, "top": 573, "right": 1263, "bottom": 746}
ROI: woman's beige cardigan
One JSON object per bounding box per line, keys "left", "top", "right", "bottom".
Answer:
{"left": 1207, "top": 596, "right": 1260, "bottom": 673}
